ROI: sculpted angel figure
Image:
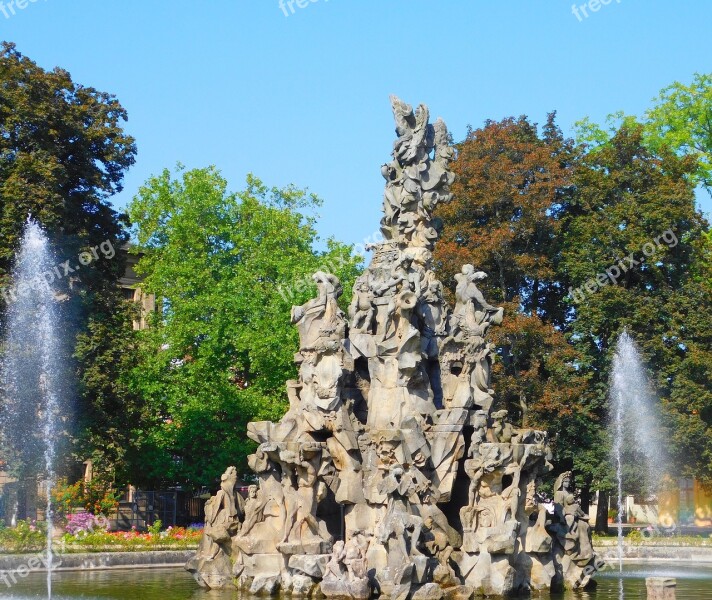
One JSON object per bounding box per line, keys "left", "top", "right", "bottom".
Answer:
{"left": 291, "top": 271, "right": 345, "bottom": 350}
{"left": 349, "top": 276, "right": 375, "bottom": 333}
{"left": 453, "top": 265, "right": 502, "bottom": 335}
{"left": 205, "top": 466, "right": 241, "bottom": 534}
{"left": 391, "top": 96, "right": 430, "bottom": 165}
{"left": 240, "top": 484, "right": 266, "bottom": 537}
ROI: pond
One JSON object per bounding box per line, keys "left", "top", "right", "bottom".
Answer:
{"left": 2, "top": 562, "right": 712, "bottom": 599}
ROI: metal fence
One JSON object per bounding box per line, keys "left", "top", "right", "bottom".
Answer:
{"left": 114, "top": 490, "right": 204, "bottom": 530}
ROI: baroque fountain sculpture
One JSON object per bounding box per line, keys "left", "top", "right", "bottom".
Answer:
{"left": 187, "top": 97, "right": 598, "bottom": 598}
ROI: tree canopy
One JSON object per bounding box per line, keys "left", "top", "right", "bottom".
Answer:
{"left": 434, "top": 114, "right": 596, "bottom": 486}
{"left": 0, "top": 42, "right": 137, "bottom": 485}
{"left": 574, "top": 72, "right": 712, "bottom": 194}
{"left": 0, "top": 41, "right": 136, "bottom": 285}
{"left": 125, "top": 167, "right": 361, "bottom": 487}
{"left": 435, "top": 112, "right": 711, "bottom": 517}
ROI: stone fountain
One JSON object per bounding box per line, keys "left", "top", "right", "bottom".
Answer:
{"left": 186, "top": 97, "right": 598, "bottom": 597}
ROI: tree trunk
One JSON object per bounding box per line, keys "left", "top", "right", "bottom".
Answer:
{"left": 580, "top": 483, "right": 591, "bottom": 515}
{"left": 595, "top": 490, "right": 610, "bottom": 534}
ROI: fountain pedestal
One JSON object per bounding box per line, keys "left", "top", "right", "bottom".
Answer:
{"left": 646, "top": 577, "right": 676, "bottom": 599}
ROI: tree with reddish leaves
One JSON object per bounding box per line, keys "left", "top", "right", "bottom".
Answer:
{"left": 434, "top": 114, "right": 601, "bottom": 493}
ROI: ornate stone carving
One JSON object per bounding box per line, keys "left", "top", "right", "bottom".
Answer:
{"left": 548, "top": 471, "right": 598, "bottom": 589}
{"left": 186, "top": 466, "right": 243, "bottom": 588}
{"left": 187, "top": 97, "right": 597, "bottom": 598}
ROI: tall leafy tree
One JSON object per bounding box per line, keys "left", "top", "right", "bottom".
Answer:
{"left": 0, "top": 42, "right": 136, "bottom": 283}
{"left": 575, "top": 72, "right": 712, "bottom": 193}
{"left": 434, "top": 115, "right": 597, "bottom": 484}
{"left": 564, "top": 124, "right": 712, "bottom": 495}
{"left": 126, "top": 167, "right": 361, "bottom": 488}
{"left": 0, "top": 43, "right": 137, "bottom": 483}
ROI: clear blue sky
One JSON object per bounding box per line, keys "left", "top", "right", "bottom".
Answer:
{"left": 4, "top": 0, "right": 711, "bottom": 246}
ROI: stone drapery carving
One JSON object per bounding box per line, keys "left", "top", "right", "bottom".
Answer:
{"left": 187, "top": 97, "right": 597, "bottom": 598}
{"left": 548, "top": 471, "right": 597, "bottom": 589}
{"left": 186, "top": 466, "right": 244, "bottom": 589}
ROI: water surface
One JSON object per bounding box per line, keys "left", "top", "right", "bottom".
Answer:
{"left": 3, "top": 562, "right": 712, "bottom": 599}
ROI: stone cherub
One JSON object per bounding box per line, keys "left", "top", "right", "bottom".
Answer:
{"left": 452, "top": 265, "right": 502, "bottom": 333}
{"left": 349, "top": 276, "right": 375, "bottom": 333}
{"left": 468, "top": 410, "right": 489, "bottom": 457}
{"left": 343, "top": 531, "right": 368, "bottom": 580}
{"left": 489, "top": 410, "right": 515, "bottom": 443}
{"left": 323, "top": 540, "right": 347, "bottom": 581}
{"left": 324, "top": 531, "right": 369, "bottom": 583}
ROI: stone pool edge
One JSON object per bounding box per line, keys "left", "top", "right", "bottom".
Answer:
{"left": 594, "top": 544, "right": 712, "bottom": 562}
{"left": 1, "top": 546, "right": 711, "bottom": 575}
{"left": 0, "top": 550, "right": 194, "bottom": 573}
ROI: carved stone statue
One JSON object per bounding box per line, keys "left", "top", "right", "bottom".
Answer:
{"left": 549, "top": 471, "right": 597, "bottom": 588}
{"left": 186, "top": 466, "right": 243, "bottom": 588}
{"left": 187, "top": 97, "right": 597, "bottom": 598}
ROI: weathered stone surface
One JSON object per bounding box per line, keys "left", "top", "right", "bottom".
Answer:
{"left": 289, "top": 554, "right": 331, "bottom": 578}
{"left": 646, "top": 577, "right": 677, "bottom": 600}
{"left": 320, "top": 577, "right": 370, "bottom": 600}
{"left": 442, "top": 585, "right": 474, "bottom": 600}
{"left": 250, "top": 574, "right": 282, "bottom": 596}
{"left": 465, "top": 552, "right": 516, "bottom": 597}
{"left": 186, "top": 96, "right": 598, "bottom": 598}
{"left": 292, "top": 574, "right": 319, "bottom": 597}
{"left": 185, "top": 552, "right": 234, "bottom": 590}
{"left": 412, "top": 582, "right": 444, "bottom": 600}
{"left": 240, "top": 553, "right": 282, "bottom": 578}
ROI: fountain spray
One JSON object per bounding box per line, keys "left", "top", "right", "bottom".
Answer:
{"left": 1, "top": 220, "right": 64, "bottom": 599}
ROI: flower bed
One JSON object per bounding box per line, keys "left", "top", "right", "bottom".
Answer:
{"left": 60, "top": 526, "right": 202, "bottom": 553}
{"left": 0, "top": 520, "right": 47, "bottom": 553}
{"left": 0, "top": 519, "right": 202, "bottom": 554}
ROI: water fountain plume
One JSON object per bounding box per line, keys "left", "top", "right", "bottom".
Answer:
{"left": 1, "top": 220, "right": 65, "bottom": 599}
{"left": 610, "top": 330, "right": 664, "bottom": 576}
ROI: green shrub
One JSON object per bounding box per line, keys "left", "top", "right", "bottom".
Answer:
{"left": 627, "top": 529, "right": 644, "bottom": 543}
{"left": 147, "top": 520, "right": 163, "bottom": 536}
{"left": 0, "top": 519, "right": 46, "bottom": 553}
{"left": 51, "top": 477, "right": 119, "bottom": 518}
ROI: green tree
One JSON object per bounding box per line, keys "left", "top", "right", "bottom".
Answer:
{"left": 564, "top": 123, "right": 712, "bottom": 492}
{"left": 0, "top": 42, "right": 136, "bottom": 283}
{"left": 575, "top": 72, "right": 712, "bottom": 193}
{"left": 126, "top": 167, "right": 361, "bottom": 488}
{"left": 0, "top": 43, "right": 137, "bottom": 482}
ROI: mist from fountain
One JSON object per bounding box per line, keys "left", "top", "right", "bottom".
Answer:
{"left": 1, "top": 220, "right": 65, "bottom": 599}
{"left": 610, "top": 330, "right": 663, "bottom": 576}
